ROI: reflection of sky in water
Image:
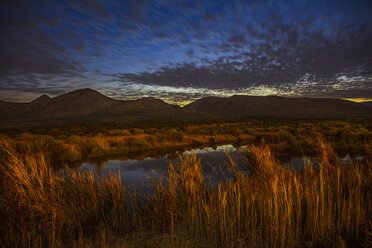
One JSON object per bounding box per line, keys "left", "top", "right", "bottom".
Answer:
{"left": 285, "top": 157, "right": 319, "bottom": 170}
{"left": 77, "top": 145, "right": 246, "bottom": 193}
{"left": 75, "top": 144, "right": 364, "bottom": 194}
{"left": 183, "top": 144, "right": 237, "bottom": 155}
{"left": 339, "top": 154, "right": 364, "bottom": 162}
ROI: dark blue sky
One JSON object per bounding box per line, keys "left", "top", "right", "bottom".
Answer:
{"left": 1, "top": 0, "right": 371, "bottom": 105}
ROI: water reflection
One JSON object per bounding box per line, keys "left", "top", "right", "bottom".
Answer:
{"left": 74, "top": 145, "right": 246, "bottom": 193}
{"left": 70, "top": 144, "right": 364, "bottom": 194}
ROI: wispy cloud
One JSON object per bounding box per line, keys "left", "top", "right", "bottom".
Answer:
{"left": 0, "top": 0, "right": 371, "bottom": 102}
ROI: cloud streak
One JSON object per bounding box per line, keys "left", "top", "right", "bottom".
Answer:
{"left": 0, "top": 0, "right": 371, "bottom": 102}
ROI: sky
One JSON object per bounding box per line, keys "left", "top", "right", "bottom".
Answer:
{"left": 0, "top": 0, "right": 371, "bottom": 105}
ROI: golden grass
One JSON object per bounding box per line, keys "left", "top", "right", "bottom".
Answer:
{"left": 192, "top": 142, "right": 371, "bottom": 247}
{"left": 0, "top": 149, "right": 134, "bottom": 247}
{"left": 0, "top": 141, "right": 371, "bottom": 247}
{"left": 2, "top": 119, "right": 372, "bottom": 164}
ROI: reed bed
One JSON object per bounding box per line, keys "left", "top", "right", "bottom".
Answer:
{"left": 0, "top": 141, "right": 371, "bottom": 247}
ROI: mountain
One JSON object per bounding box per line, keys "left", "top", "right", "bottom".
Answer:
{"left": 0, "top": 90, "right": 371, "bottom": 124}
{"left": 0, "top": 89, "right": 195, "bottom": 123}
{"left": 29, "top": 88, "right": 118, "bottom": 118}
{"left": 0, "top": 94, "right": 51, "bottom": 116}
{"left": 184, "top": 95, "right": 372, "bottom": 118}
{"left": 30, "top": 94, "right": 51, "bottom": 104}
{"left": 360, "top": 101, "right": 372, "bottom": 108}
{"left": 0, "top": 101, "right": 29, "bottom": 116}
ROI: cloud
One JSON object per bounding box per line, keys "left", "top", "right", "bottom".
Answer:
{"left": 116, "top": 18, "right": 372, "bottom": 97}
{"left": 202, "top": 13, "right": 217, "bottom": 23}
{"left": 227, "top": 34, "right": 246, "bottom": 44}
{"left": 186, "top": 49, "right": 195, "bottom": 57}
{"left": 154, "top": 32, "right": 171, "bottom": 40}
{"left": 186, "top": 20, "right": 203, "bottom": 31}
{"left": 0, "top": 0, "right": 371, "bottom": 102}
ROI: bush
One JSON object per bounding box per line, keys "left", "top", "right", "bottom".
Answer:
{"left": 108, "top": 129, "right": 123, "bottom": 136}
{"left": 14, "top": 142, "right": 28, "bottom": 155}
{"left": 166, "top": 129, "right": 183, "bottom": 143}
{"left": 156, "top": 134, "right": 166, "bottom": 143}
{"left": 84, "top": 137, "right": 109, "bottom": 157}
{"left": 130, "top": 128, "right": 144, "bottom": 135}
{"left": 18, "top": 132, "right": 33, "bottom": 141}
{"left": 145, "top": 128, "right": 157, "bottom": 135}
{"left": 109, "top": 129, "right": 131, "bottom": 136}
{"left": 48, "top": 128, "right": 64, "bottom": 138}
{"left": 32, "top": 136, "right": 66, "bottom": 156}
{"left": 66, "top": 135, "right": 81, "bottom": 145}
{"left": 145, "top": 136, "right": 156, "bottom": 146}
{"left": 125, "top": 137, "right": 150, "bottom": 148}
{"left": 61, "top": 146, "right": 82, "bottom": 161}
{"left": 191, "top": 139, "right": 202, "bottom": 147}
{"left": 91, "top": 146, "right": 108, "bottom": 157}
{"left": 109, "top": 139, "right": 124, "bottom": 149}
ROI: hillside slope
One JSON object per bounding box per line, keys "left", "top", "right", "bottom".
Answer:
{"left": 184, "top": 95, "right": 372, "bottom": 118}
{"left": 0, "top": 90, "right": 371, "bottom": 124}
{"left": 0, "top": 89, "right": 198, "bottom": 123}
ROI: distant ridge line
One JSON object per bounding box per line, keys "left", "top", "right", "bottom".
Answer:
{"left": 0, "top": 88, "right": 371, "bottom": 124}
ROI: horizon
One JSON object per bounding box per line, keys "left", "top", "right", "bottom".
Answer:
{"left": 2, "top": 87, "right": 371, "bottom": 107}
{"left": 1, "top": 0, "right": 371, "bottom": 104}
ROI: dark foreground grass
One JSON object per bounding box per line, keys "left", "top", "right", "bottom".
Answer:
{"left": 0, "top": 141, "right": 371, "bottom": 247}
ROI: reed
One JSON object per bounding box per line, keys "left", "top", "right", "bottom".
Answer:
{"left": 0, "top": 149, "right": 134, "bottom": 247}
{"left": 0, "top": 141, "right": 370, "bottom": 247}
{"left": 186, "top": 142, "right": 371, "bottom": 247}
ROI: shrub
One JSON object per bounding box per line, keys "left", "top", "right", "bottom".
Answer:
{"left": 108, "top": 139, "right": 124, "bottom": 149}
{"left": 108, "top": 129, "right": 123, "bottom": 136}
{"left": 48, "top": 128, "right": 64, "bottom": 138}
{"left": 66, "top": 135, "right": 81, "bottom": 145}
{"left": 31, "top": 135, "right": 69, "bottom": 160}
{"left": 191, "top": 139, "right": 202, "bottom": 147}
{"left": 84, "top": 137, "right": 109, "bottom": 157}
{"left": 109, "top": 129, "right": 131, "bottom": 136}
{"left": 145, "top": 128, "right": 157, "bottom": 135}
{"left": 62, "top": 146, "right": 82, "bottom": 161}
{"left": 125, "top": 137, "right": 150, "bottom": 148}
{"left": 130, "top": 128, "right": 144, "bottom": 135}
{"left": 145, "top": 135, "right": 156, "bottom": 146}
{"left": 156, "top": 134, "right": 166, "bottom": 143}
{"left": 166, "top": 129, "right": 183, "bottom": 143}
{"left": 18, "top": 132, "right": 33, "bottom": 141}
{"left": 91, "top": 145, "right": 108, "bottom": 157}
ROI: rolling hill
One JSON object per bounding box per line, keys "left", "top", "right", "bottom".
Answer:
{"left": 360, "top": 101, "right": 372, "bottom": 108}
{"left": 0, "top": 89, "right": 198, "bottom": 123}
{"left": 0, "top": 89, "right": 371, "bottom": 124}
{"left": 183, "top": 95, "right": 372, "bottom": 118}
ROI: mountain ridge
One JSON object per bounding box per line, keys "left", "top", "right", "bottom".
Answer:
{"left": 30, "top": 94, "right": 51, "bottom": 104}
{"left": 360, "top": 101, "right": 372, "bottom": 107}
{"left": 184, "top": 95, "right": 372, "bottom": 118}
{"left": 0, "top": 89, "right": 371, "bottom": 124}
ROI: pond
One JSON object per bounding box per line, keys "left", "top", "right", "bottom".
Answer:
{"left": 73, "top": 144, "right": 246, "bottom": 193}
{"left": 69, "top": 144, "right": 364, "bottom": 194}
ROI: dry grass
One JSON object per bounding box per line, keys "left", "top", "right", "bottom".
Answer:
{"left": 0, "top": 141, "right": 371, "bottom": 247}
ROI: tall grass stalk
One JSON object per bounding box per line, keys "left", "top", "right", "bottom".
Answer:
{"left": 0, "top": 141, "right": 371, "bottom": 247}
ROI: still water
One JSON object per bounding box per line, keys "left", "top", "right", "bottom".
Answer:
{"left": 75, "top": 145, "right": 246, "bottom": 193}
{"left": 71, "top": 144, "right": 363, "bottom": 194}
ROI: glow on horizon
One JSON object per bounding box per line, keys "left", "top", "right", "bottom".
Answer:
{"left": 1, "top": 87, "right": 371, "bottom": 107}
{"left": 343, "top": 98, "right": 372, "bottom": 103}
{"left": 104, "top": 83, "right": 295, "bottom": 106}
